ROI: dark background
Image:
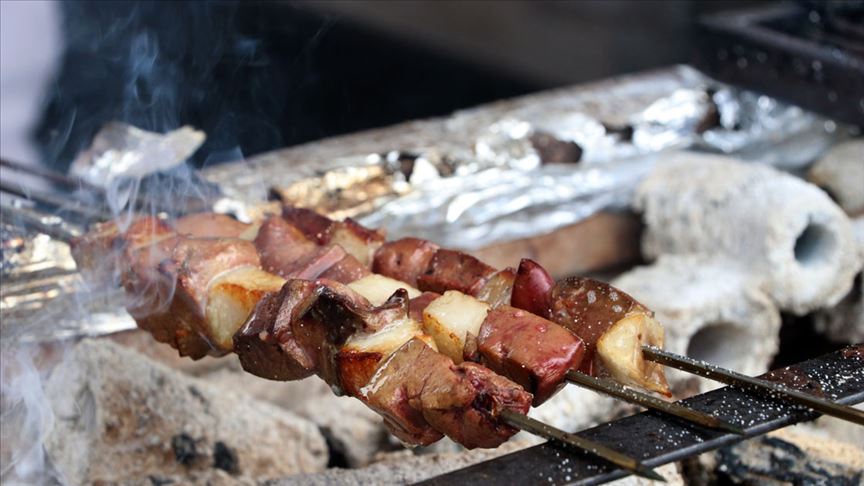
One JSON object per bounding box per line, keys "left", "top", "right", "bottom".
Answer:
{"left": 35, "top": 0, "right": 771, "bottom": 171}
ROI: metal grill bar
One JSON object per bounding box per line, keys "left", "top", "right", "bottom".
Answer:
{"left": 416, "top": 345, "right": 864, "bottom": 486}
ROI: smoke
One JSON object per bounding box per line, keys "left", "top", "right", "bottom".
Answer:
{"left": 0, "top": 346, "right": 61, "bottom": 485}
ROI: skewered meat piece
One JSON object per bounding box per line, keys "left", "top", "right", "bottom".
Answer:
{"left": 175, "top": 212, "right": 256, "bottom": 239}
{"left": 362, "top": 338, "right": 532, "bottom": 448}
{"left": 511, "top": 259, "right": 555, "bottom": 317}
{"left": 476, "top": 268, "right": 517, "bottom": 308}
{"left": 235, "top": 278, "right": 530, "bottom": 449}
{"left": 417, "top": 249, "right": 497, "bottom": 296}
{"left": 550, "top": 277, "right": 669, "bottom": 395}
{"left": 372, "top": 237, "right": 439, "bottom": 287}
{"left": 70, "top": 216, "right": 175, "bottom": 277}
{"left": 282, "top": 206, "right": 386, "bottom": 266}
{"left": 254, "top": 216, "right": 346, "bottom": 280}
{"left": 472, "top": 305, "right": 584, "bottom": 405}
{"left": 124, "top": 236, "right": 273, "bottom": 358}
{"left": 422, "top": 290, "right": 584, "bottom": 406}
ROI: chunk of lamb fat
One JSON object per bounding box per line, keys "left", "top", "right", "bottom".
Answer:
{"left": 205, "top": 266, "right": 286, "bottom": 350}
{"left": 422, "top": 290, "right": 490, "bottom": 363}
{"left": 347, "top": 274, "right": 422, "bottom": 306}
{"left": 596, "top": 311, "right": 669, "bottom": 396}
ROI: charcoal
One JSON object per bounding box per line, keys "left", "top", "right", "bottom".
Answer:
{"left": 44, "top": 339, "right": 327, "bottom": 484}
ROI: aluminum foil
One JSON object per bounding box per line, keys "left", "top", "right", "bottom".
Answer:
{"left": 69, "top": 122, "right": 205, "bottom": 187}
{"left": 2, "top": 65, "right": 855, "bottom": 342}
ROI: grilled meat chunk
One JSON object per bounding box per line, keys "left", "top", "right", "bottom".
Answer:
{"left": 476, "top": 268, "right": 517, "bottom": 309}
{"left": 126, "top": 237, "right": 261, "bottom": 358}
{"left": 71, "top": 216, "right": 175, "bottom": 278}
{"left": 175, "top": 213, "right": 252, "bottom": 239}
{"left": 373, "top": 237, "right": 439, "bottom": 287}
{"left": 549, "top": 277, "right": 669, "bottom": 395}
{"left": 364, "top": 338, "right": 531, "bottom": 449}
{"left": 319, "top": 254, "right": 371, "bottom": 283}
{"left": 328, "top": 218, "right": 385, "bottom": 266}
{"left": 416, "top": 249, "right": 497, "bottom": 296}
{"left": 282, "top": 206, "right": 335, "bottom": 244}
{"left": 476, "top": 305, "right": 584, "bottom": 405}
{"left": 511, "top": 259, "right": 555, "bottom": 317}
{"left": 234, "top": 280, "right": 324, "bottom": 381}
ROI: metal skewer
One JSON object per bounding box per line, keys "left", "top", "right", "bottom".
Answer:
{"left": 1, "top": 157, "right": 104, "bottom": 193}
{"left": 642, "top": 345, "right": 864, "bottom": 426}
{"left": 0, "top": 179, "right": 110, "bottom": 221}
{"left": 565, "top": 370, "right": 746, "bottom": 435}
{"left": 0, "top": 202, "right": 79, "bottom": 242}
{"left": 499, "top": 409, "right": 666, "bottom": 482}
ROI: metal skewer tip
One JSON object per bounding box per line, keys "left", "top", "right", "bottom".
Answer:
{"left": 641, "top": 346, "right": 864, "bottom": 427}
{"left": 565, "top": 370, "right": 746, "bottom": 435}
{"left": 500, "top": 409, "right": 666, "bottom": 482}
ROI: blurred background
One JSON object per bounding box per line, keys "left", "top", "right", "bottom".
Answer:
{"left": 2, "top": 0, "right": 767, "bottom": 170}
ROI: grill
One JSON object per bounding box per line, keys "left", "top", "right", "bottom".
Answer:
{"left": 697, "top": 2, "right": 864, "bottom": 127}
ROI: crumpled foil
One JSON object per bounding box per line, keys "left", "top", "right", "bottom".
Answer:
{"left": 205, "top": 66, "right": 850, "bottom": 251}
{"left": 69, "top": 122, "right": 205, "bottom": 187}
{"left": 2, "top": 65, "right": 854, "bottom": 342}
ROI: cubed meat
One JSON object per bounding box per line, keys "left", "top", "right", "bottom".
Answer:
{"left": 254, "top": 216, "right": 319, "bottom": 276}
{"left": 319, "top": 254, "right": 371, "bottom": 284}
{"left": 175, "top": 212, "right": 251, "bottom": 239}
{"left": 233, "top": 280, "right": 323, "bottom": 381}
{"left": 372, "top": 237, "right": 439, "bottom": 287}
{"left": 328, "top": 218, "right": 385, "bottom": 266}
{"left": 476, "top": 305, "right": 584, "bottom": 405}
{"left": 364, "top": 338, "right": 531, "bottom": 449}
{"left": 510, "top": 259, "right": 554, "bottom": 317}
{"left": 416, "top": 249, "right": 496, "bottom": 296}
{"left": 361, "top": 339, "right": 446, "bottom": 446}
{"left": 282, "top": 206, "right": 335, "bottom": 243}
{"left": 549, "top": 277, "right": 669, "bottom": 395}
{"left": 124, "top": 237, "right": 260, "bottom": 359}
{"left": 476, "top": 268, "right": 516, "bottom": 308}
{"left": 420, "top": 361, "right": 531, "bottom": 449}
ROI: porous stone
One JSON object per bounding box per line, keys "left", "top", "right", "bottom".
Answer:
{"left": 635, "top": 152, "right": 859, "bottom": 314}
{"left": 612, "top": 254, "right": 781, "bottom": 391}
{"left": 44, "top": 339, "right": 328, "bottom": 484}
{"left": 814, "top": 217, "right": 864, "bottom": 344}
{"left": 808, "top": 138, "right": 864, "bottom": 215}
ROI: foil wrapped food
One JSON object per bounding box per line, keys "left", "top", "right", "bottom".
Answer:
{"left": 1, "top": 65, "right": 854, "bottom": 342}
{"left": 208, "top": 66, "right": 848, "bottom": 249}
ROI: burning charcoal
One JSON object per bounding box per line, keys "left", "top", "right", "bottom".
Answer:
{"left": 807, "top": 139, "right": 864, "bottom": 216}
{"left": 634, "top": 152, "right": 859, "bottom": 314}
{"left": 44, "top": 340, "right": 327, "bottom": 484}
{"left": 612, "top": 254, "right": 781, "bottom": 392}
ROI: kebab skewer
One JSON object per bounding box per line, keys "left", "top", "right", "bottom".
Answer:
{"left": 72, "top": 215, "right": 668, "bottom": 478}
{"left": 72, "top": 210, "right": 737, "bottom": 425}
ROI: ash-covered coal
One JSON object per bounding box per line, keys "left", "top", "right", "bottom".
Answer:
{"left": 43, "top": 339, "right": 328, "bottom": 483}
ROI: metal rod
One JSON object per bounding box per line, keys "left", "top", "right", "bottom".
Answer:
{"left": 1, "top": 157, "right": 104, "bottom": 194}
{"left": 565, "top": 370, "right": 746, "bottom": 435}
{"left": 0, "top": 180, "right": 109, "bottom": 221}
{"left": 642, "top": 345, "right": 864, "bottom": 426}
{"left": 0, "top": 203, "right": 78, "bottom": 242}
{"left": 499, "top": 409, "right": 665, "bottom": 482}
